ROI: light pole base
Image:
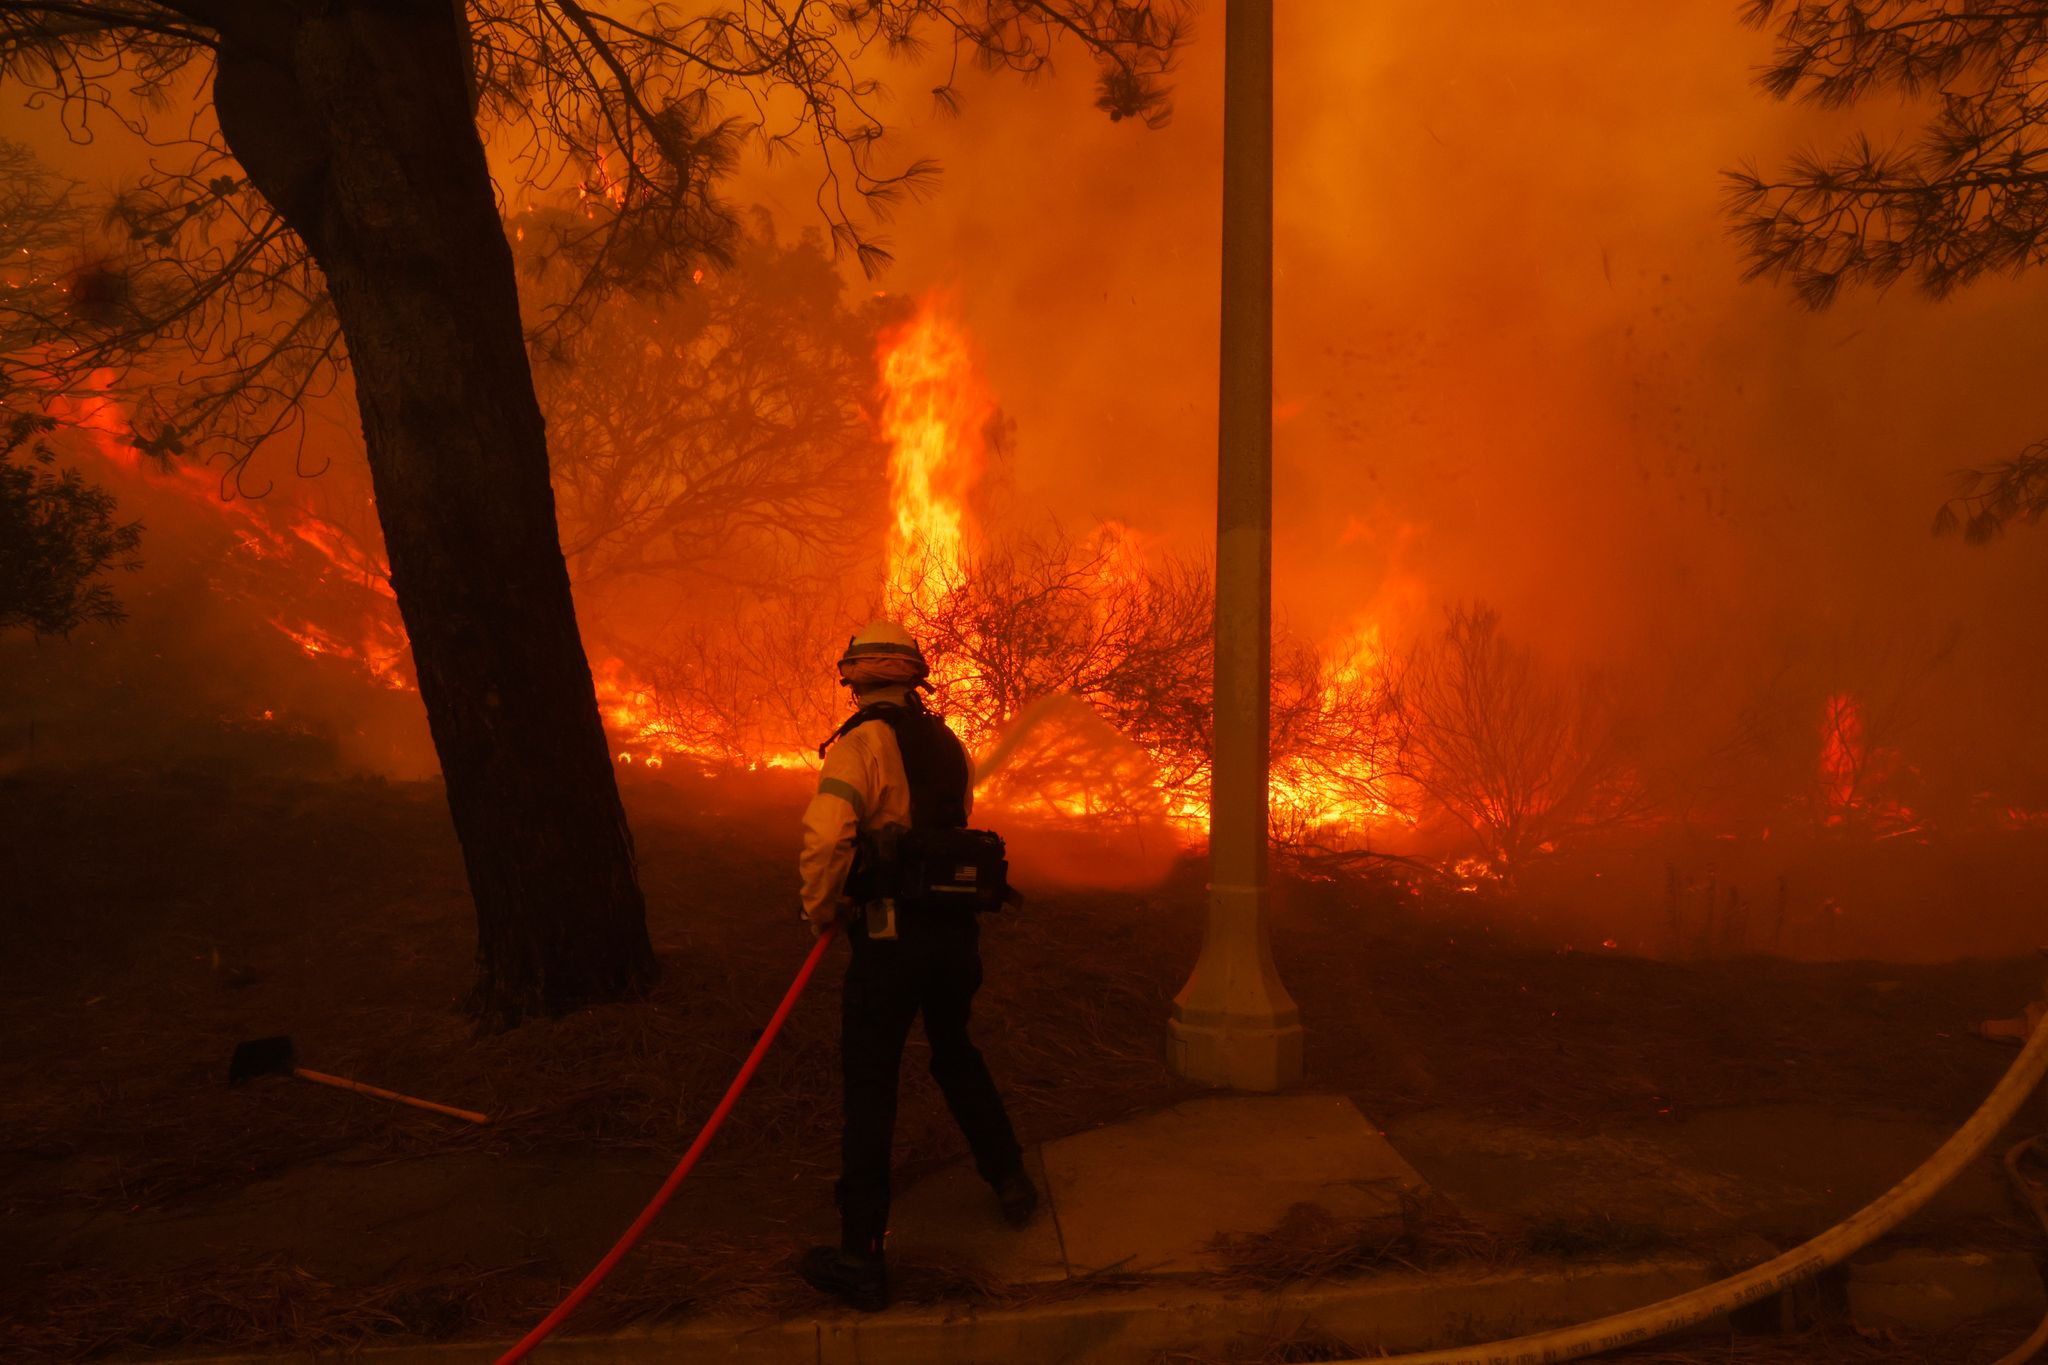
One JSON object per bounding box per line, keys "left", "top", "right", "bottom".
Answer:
{"left": 1169, "top": 880, "right": 1304, "bottom": 1091}
{"left": 1168, "top": 1009, "right": 1303, "bottom": 1091}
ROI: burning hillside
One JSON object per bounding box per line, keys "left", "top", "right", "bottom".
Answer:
{"left": 7, "top": 6, "right": 2048, "bottom": 1359}
{"left": 9, "top": 286, "right": 2046, "bottom": 960}
{"left": 7, "top": 0, "right": 2048, "bottom": 966}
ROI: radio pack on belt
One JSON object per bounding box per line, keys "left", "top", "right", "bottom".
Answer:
{"left": 825, "top": 700, "right": 1012, "bottom": 915}
{"left": 859, "top": 824, "right": 1010, "bottom": 912}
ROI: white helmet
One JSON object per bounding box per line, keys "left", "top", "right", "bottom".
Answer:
{"left": 836, "top": 619, "right": 931, "bottom": 689}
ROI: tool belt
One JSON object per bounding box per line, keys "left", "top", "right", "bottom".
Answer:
{"left": 849, "top": 824, "right": 1012, "bottom": 914}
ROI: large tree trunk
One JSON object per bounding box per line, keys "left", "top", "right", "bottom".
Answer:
{"left": 214, "top": 3, "right": 656, "bottom": 1024}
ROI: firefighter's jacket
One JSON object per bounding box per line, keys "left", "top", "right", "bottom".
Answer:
{"left": 799, "top": 689, "right": 973, "bottom": 928}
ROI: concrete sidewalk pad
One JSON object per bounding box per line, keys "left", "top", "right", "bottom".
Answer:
{"left": 1845, "top": 1247, "right": 2047, "bottom": 1333}
{"left": 163, "top": 1246, "right": 2048, "bottom": 1365}
{"left": 891, "top": 1092, "right": 1422, "bottom": 1284}
{"left": 154, "top": 1094, "right": 2046, "bottom": 1364}
{"left": 1043, "top": 1093, "right": 1423, "bottom": 1276}
{"left": 887, "top": 1146, "right": 1067, "bottom": 1284}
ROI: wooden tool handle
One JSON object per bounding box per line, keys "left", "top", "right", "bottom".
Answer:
{"left": 293, "top": 1067, "right": 491, "bottom": 1125}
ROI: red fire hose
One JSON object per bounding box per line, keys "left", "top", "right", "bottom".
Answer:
{"left": 493, "top": 924, "right": 839, "bottom": 1365}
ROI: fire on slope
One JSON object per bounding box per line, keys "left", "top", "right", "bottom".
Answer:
{"left": 47, "top": 373, "right": 414, "bottom": 693}
{"left": 36, "top": 300, "right": 2015, "bottom": 867}
{"left": 865, "top": 301, "right": 1405, "bottom": 841}
{"left": 1815, "top": 691, "right": 1933, "bottom": 838}
{"left": 34, "top": 299, "right": 1408, "bottom": 842}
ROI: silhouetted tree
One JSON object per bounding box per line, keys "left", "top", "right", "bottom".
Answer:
{"left": 0, "top": 2, "right": 1187, "bottom": 1023}
{"left": 1727, "top": 2, "right": 2048, "bottom": 540}
{"left": 0, "top": 141, "right": 85, "bottom": 354}
{"left": 1396, "top": 604, "right": 1644, "bottom": 878}
{"left": 901, "top": 523, "right": 1214, "bottom": 780}
{"left": 532, "top": 213, "right": 895, "bottom": 603}
{"left": 0, "top": 144, "right": 144, "bottom": 638}
{"left": 1, "top": 414, "right": 143, "bottom": 637}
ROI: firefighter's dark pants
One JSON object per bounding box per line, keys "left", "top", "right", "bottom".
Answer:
{"left": 837, "top": 908, "right": 1023, "bottom": 1256}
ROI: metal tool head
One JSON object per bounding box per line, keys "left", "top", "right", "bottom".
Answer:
{"left": 228, "top": 1035, "right": 297, "bottom": 1086}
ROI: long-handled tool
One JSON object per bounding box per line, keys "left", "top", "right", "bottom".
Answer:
{"left": 228, "top": 1035, "right": 490, "bottom": 1125}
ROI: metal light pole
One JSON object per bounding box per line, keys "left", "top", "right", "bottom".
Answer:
{"left": 1169, "top": 0, "right": 1303, "bottom": 1091}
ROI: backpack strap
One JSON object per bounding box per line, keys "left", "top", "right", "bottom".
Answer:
{"left": 816, "top": 698, "right": 969, "bottom": 829}
{"left": 818, "top": 704, "right": 889, "bottom": 759}
{"left": 869, "top": 706, "right": 970, "bottom": 830}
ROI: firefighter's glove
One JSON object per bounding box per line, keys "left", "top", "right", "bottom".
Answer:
{"left": 805, "top": 896, "right": 851, "bottom": 938}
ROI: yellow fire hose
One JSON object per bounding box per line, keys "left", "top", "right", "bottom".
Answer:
{"left": 1335, "top": 1016, "right": 2048, "bottom": 1365}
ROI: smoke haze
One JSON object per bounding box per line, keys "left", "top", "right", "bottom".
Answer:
{"left": 727, "top": 3, "right": 2048, "bottom": 800}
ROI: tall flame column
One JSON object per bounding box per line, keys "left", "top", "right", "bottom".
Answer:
{"left": 1170, "top": 0, "right": 1303, "bottom": 1091}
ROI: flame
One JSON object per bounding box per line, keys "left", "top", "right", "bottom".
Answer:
{"left": 870, "top": 303, "right": 1403, "bottom": 842}
{"left": 1818, "top": 691, "right": 1920, "bottom": 833}
{"left": 576, "top": 150, "right": 628, "bottom": 212}
{"left": 1819, "top": 691, "right": 1863, "bottom": 819}
{"left": 47, "top": 373, "right": 418, "bottom": 693}
{"left": 45, "top": 309, "right": 1394, "bottom": 851}
{"left": 1270, "top": 622, "right": 1404, "bottom": 836}
{"left": 879, "top": 303, "right": 988, "bottom": 623}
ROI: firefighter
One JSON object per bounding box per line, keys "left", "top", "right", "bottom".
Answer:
{"left": 796, "top": 620, "right": 1036, "bottom": 1312}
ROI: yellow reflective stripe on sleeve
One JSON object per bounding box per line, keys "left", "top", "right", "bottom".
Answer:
{"left": 817, "top": 776, "right": 867, "bottom": 824}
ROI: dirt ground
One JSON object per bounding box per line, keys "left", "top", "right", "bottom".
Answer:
{"left": 1, "top": 759, "right": 2043, "bottom": 1361}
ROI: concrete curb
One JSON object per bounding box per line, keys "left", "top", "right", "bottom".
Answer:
{"left": 145, "top": 1246, "right": 2046, "bottom": 1365}
{"left": 159, "top": 1255, "right": 1721, "bottom": 1365}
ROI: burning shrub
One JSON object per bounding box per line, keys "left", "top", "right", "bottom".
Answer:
{"left": 569, "top": 290, "right": 1403, "bottom": 852}
{"left": 1396, "top": 603, "right": 1645, "bottom": 877}
{"left": 897, "top": 522, "right": 1214, "bottom": 786}
{"left": 632, "top": 580, "right": 864, "bottom": 765}
{"left": 1269, "top": 629, "right": 1405, "bottom": 848}
{"left": 897, "top": 521, "right": 1406, "bottom": 843}
{"left": 530, "top": 213, "right": 895, "bottom": 625}
{"left": 1695, "top": 628, "right": 1951, "bottom": 839}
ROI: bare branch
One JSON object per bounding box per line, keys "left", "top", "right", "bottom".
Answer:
{"left": 0, "top": 1, "right": 1191, "bottom": 489}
